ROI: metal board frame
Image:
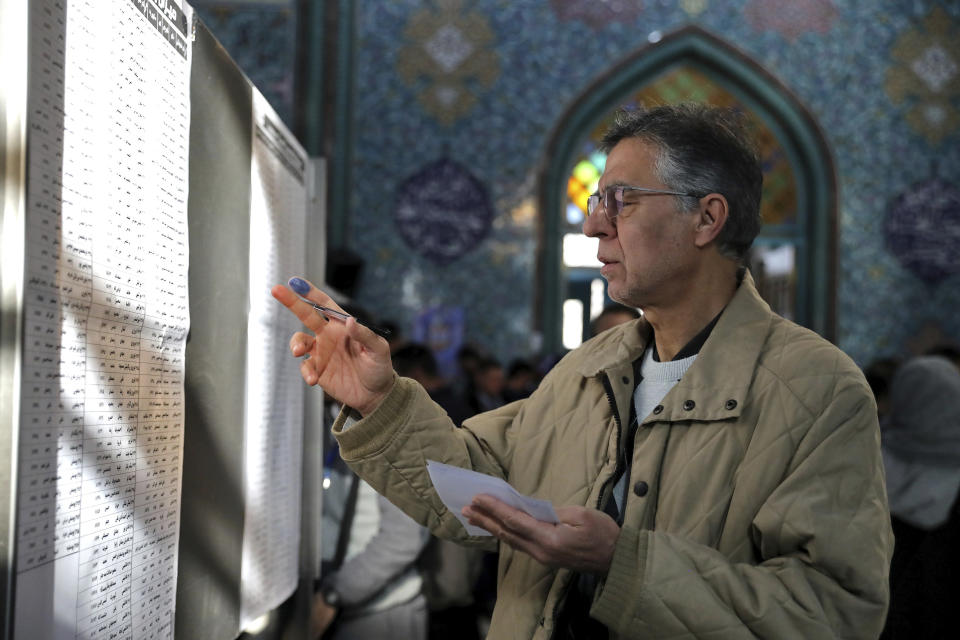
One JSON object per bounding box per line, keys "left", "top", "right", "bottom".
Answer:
{"left": 0, "top": 0, "right": 29, "bottom": 636}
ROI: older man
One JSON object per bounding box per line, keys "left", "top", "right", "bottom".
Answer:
{"left": 273, "top": 104, "right": 892, "bottom": 639}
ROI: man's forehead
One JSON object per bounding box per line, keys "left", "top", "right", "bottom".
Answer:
{"left": 604, "top": 138, "right": 656, "bottom": 167}
{"left": 598, "top": 139, "right": 661, "bottom": 188}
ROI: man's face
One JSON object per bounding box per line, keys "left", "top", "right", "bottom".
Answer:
{"left": 476, "top": 366, "right": 504, "bottom": 395}
{"left": 583, "top": 138, "right": 700, "bottom": 309}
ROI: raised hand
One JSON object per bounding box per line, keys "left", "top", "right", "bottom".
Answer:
{"left": 271, "top": 277, "right": 394, "bottom": 416}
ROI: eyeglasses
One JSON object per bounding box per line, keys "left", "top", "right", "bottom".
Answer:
{"left": 586, "top": 185, "right": 700, "bottom": 222}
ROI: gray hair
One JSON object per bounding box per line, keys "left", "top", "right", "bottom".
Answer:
{"left": 599, "top": 103, "right": 763, "bottom": 260}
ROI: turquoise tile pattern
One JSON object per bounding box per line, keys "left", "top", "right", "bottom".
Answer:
{"left": 198, "top": 0, "right": 960, "bottom": 367}
{"left": 193, "top": 2, "right": 297, "bottom": 126}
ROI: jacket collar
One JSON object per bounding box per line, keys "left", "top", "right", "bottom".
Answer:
{"left": 575, "top": 271, "right": 773, "bottom": 423}
{"left": 574, "top": 316, "right": 651, "bottom": 379}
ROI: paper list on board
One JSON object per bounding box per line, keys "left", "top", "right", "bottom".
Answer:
{"left": 237, "top": 90, "right": 309, "bottom": 630}
{"left": 15, "top": 1, "right": 193, "bottom": 638}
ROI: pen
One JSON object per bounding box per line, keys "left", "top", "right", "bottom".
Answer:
{"left": 297, "top": 296, "right": 393, "bottom": 339}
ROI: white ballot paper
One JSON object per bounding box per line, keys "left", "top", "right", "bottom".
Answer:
{"left": 426, "top": 460, "right": 559, "bottom": 536}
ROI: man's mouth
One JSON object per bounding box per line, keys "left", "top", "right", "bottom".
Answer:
{"left": 598, "top": 257, "right": 617, "bottom": 275}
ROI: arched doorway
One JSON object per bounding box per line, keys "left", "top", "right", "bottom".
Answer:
{"left": 536, "top": 26, "right": 836, "bottom": 353}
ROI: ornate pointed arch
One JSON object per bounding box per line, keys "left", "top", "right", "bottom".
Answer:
{"left": 536, "top": 25, "right": 836, "bottom": 352}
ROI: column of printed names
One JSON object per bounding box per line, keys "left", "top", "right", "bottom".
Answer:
{"left": 16, "top": 1, "right": 193, "bottom": 638}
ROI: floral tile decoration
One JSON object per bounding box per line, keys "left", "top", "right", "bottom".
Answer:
{"left": 744, "top": 0, "right": 837, "bottom": 42}
{"left": 885, "top": 7, "right": 960, "bottom": 145}
{"left": 396, "top": 0, "right": 501, "bottom": 126}
{"left": 199, "top": 0, "right": 959, "bottom": 368}
{"left": 550, "top": 0, "right": 646, "bottom": 30}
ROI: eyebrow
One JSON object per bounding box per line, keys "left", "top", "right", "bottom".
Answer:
{"left": 593, "top": 180, "right": 630, "bottom": 194}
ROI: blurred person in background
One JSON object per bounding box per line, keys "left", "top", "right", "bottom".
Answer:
{"left": 393, "top": 342, "right": 472, "bottom": 427}
{"left": 590, "top": 303, "right": 641, "bottom": 337}
{"left": 453, "top": 344, "right": 483, "bottom": 397}
{"left": 880, "top": 352, "right": 960, "bottom": 639}
{"left": 379, "top": 319, "right": 406, "bottom": 354}
{"left": 504, "top": 359, "right": 540, "bottom": 403}
{"left": 863, "top": 357, "right": 901, "bottom": 424}
{"left": 466, "top": 357, "right": 505, "bottom": 414}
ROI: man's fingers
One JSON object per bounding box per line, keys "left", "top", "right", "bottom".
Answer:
{"left": 465, "top": 507, "right": 514, "bottom": 543}
{"left": 468, "top": 495, "right": 543, "bottom": 541}
{"left": 462, "top": 504, "right": 499, "bottom": 537}
{"left": 463, "top": 503, "right": 546, "bottom": 562}
{"left": 289, "top": 331, "right": 315, "bottom": 357}
{"left": 271, "top": 280, "right": 344, "bottom": 334}
{"left": 300, "top": 356, "right": 320, "bottom": 386}
{"left": 271, "top": 284, "right": 326, "bottom": 333}
{"left": 274, "top": 280, "right": 384, "bottom": 358}
{"left": 466, "top": 499, "right": 619, "bottom": 574}
{"left": 287, "top": 277, "right": 343, "bottom": 312}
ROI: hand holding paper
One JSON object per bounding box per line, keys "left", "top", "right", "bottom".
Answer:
{"left": 426, "top": 460, "right": 558, "bottom": 536}
{"left": 427, "top": 460, "right": 620, "bottom": 575}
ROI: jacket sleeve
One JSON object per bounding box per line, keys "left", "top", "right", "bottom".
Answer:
{"left": 591, "top": 379, "right": 894, "bottom": 639}
{"left": 333, "top": 376, "right": 522, "bottom": 547}
{"left": 328, "top": 490, "right": 430, "bottom": 607}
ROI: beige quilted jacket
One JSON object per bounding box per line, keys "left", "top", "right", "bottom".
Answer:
{"left": 334, "top": 274, "right": 893, "bottom": 639}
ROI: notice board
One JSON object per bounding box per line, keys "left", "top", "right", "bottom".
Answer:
{"left": 0, "top": 1, "right": 322, "bottom": 638}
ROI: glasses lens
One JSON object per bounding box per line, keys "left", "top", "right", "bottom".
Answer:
{"left": 610, "top": 187, "right": 623, "bottom": 219}
{"left": 586, "top": 194, "right": 599, "bottom": 216}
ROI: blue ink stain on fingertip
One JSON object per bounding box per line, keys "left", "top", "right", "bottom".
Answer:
{"left": 289, "top": 277, "right": 310, "bottom": 295}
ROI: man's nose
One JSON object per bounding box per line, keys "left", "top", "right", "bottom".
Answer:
{"left": 583, "top": 208, "right": 614, "bottom": 238}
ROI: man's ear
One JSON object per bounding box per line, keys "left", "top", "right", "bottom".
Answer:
{"left": 693, "top": 194, "right": 729, "bottom": 249}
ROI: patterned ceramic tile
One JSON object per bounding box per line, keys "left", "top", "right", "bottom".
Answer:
{"left": 394, "top": 157, "right": 495, "bottom": 264}
{"left": 885, "top": 7, "right": 960, "bottom": 145}
{"left": 744, "top": 0, "right": 837, "bottom": 41}
{"left": 885, "top": 176, "right": 960, "bottom": 284}
{"left": 202, "top": 0, "right": 960, "bottom": 367}
{"left": 395, "top": 0, "right": 501, "bottom": 125}
{"left": 550, "top": 0, "right": 646, "bottom": 29}
{"left": 680, "top": 0, "right": 708, "bottom": 17}
{"left": 193, "top": 3, "right": 297, "bottom": 127}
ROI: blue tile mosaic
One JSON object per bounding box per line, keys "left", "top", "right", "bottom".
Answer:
{"left": 201, "top": 0, "right": 960, "bottom": 368}
{"left": 193, "top": 1, "right": 297, "bottom": 127}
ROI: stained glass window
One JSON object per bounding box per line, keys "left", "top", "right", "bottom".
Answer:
{"left": 562, "top": 64, "right": 804, "bottom": 333}
{"left": 564, "top": 65, "right": 798, "bottom": 228}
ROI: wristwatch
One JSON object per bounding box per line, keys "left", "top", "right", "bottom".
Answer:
{"left": 320, "top": 585, "right": 341, "bottom": 609}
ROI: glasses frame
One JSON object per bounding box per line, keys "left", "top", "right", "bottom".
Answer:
{"left": 586, "top": 185, "right": 701, "bottom": 222}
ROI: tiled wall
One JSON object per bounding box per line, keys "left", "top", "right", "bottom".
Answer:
{"left": 197, "top": 0, "right": 960, "bottom": 368}
{"left": 193, "top": 1, "right": 297, "bottom": 127}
